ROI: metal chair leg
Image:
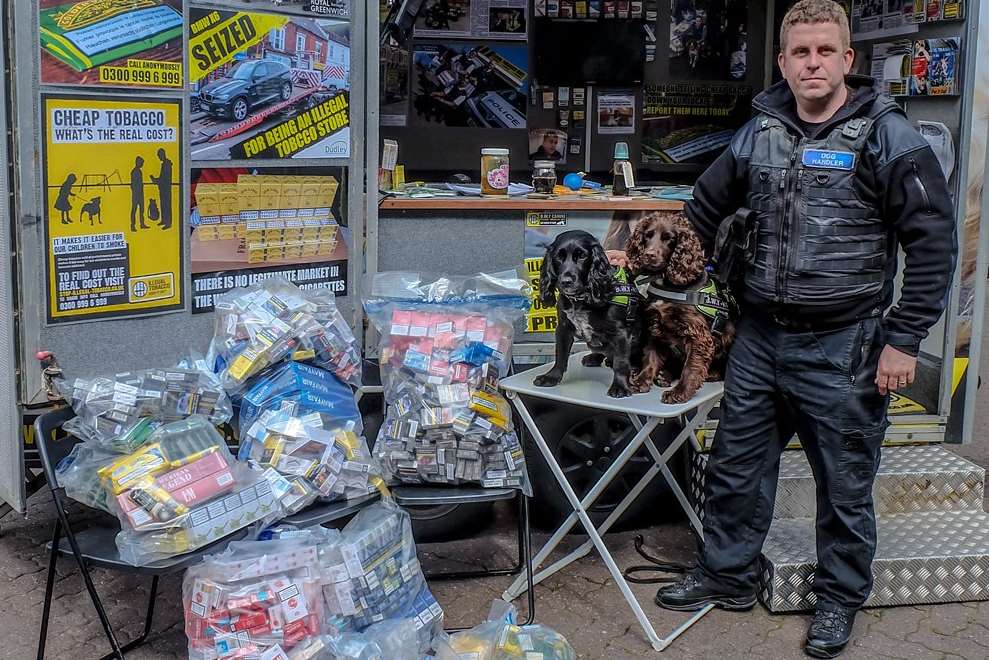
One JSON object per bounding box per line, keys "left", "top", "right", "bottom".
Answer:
{"left": 36, "top": 520, "right": 61, "bottom": 660}
{"left": 51, "top": 491, "right": 124, "bottom": 660}
{"left": 519, "top": 494, "right": 535, "bottom": 626}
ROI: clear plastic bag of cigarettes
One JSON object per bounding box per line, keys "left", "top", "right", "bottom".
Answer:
{"left": 434, "top": 599, "right": 577, "bottom": 660}
{"left": 183, "top": 531, "right": 328, "bottom": 660}
{"left": 238, "top": 400, "right": 388, "bottom": 516}
{"left": 207, "top": 277, "right": 361, "bottom": 393}
{"left": 104, "top": 416, "right": 279, "bottom": 566}
{"left": 328, "top": 618, "right": 419, "bottom": 660}
{"left": 56, "top": 366, "right": 232, "bottom": 452}
{"left": 56, "top": 442, "right": 118, "bottom": 513}
{"left": 363, "top": 271, "right": 531, "bottom": 490}
{"left": 318, "top": 499, "right": 444, "bottom": 653}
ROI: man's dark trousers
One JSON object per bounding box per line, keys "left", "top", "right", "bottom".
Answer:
{"left": 697, "top": 311, "right": 890, "bottom": 609}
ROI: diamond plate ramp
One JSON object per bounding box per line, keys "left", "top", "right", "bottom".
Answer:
{"left": 760, "top": 510, "right": 989, "bottom": 612}
{"left": 689, "top": 446, "right": 985, "bottom": 520}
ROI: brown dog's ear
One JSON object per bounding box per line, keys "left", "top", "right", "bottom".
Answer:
{"left": 666, "top": 216, "right": 706, "bottom": 286}
{"left": 624, "top": 215, "right": 651, "bottom": 275}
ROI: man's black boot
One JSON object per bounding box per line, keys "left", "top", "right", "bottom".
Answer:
{"left": 804, "top": 604, "right": 857, "bottom": 658}
{"left": 654, "top": 572, "right": 757, "bottom": 612}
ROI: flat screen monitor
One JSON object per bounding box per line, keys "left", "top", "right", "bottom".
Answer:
{"left": 532, "top": 20, "right": 645, "bottom": 86}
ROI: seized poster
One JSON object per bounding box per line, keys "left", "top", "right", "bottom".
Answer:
{"left": 641, "top": 83, "right": 751, "bottom": 165}
{"left": 669, "top": 0, "right": 747, "bottom": 81}
{"left": 411, "top": 43, "right": 528, "bottom": 129}
{"left": 189, "top": 8, "right": 351, "bottom": 160}
{"left": 43, "top": 94, "right": 183, "bottom": 322}
{"left": 40, "top": 0, "right": 183, "bottom": 88}
{"left": 523, "top": 210, "right": 683, "bottom": 333}
{"left": 414, "top": 0, "right": 527, "bottom": 40}
{"left": 190, "top": 168, "right": 348, "bottom": 313}
{"left": 597, "top": 92, "right": 635, "bottom": 135}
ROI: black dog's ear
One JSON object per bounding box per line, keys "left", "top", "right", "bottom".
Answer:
{"left": 588, "top": 243, "right": 613, "bottom": 306}
{"left": 539, "top": 241, "right": 559, "bottom": 307}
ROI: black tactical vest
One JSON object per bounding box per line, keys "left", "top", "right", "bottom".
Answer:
{"left": 744, "top": 114, "right": 888, "bottom": 308}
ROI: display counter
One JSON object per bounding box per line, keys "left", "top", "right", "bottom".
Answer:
{"left": 379, "top": 196, "right": 686, "bottom": 212}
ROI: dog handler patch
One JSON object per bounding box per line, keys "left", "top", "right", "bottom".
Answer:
{"left": 802, "top": 149, "right": 856, "bottom": 170}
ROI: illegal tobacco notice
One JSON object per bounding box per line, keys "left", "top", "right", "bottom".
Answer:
{"left": 40, "top": 0, "right": 183, "bottom": 88}
{"left": 43, "top": 94, "right": 183, "bottom": 322}
{"left": 641, "top": 83, "right": 751, "bottom": 164}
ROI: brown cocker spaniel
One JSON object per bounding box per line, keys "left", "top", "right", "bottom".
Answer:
{"left": 626, "top": 212, "right": 734, "bottom": 404}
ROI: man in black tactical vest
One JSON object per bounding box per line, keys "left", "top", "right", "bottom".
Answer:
{"left": 654, "top": 1, "right": 957, "bottom": 657}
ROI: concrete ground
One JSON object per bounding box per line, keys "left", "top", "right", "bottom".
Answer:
{"left": 3, "top": 331, "right": 988, "bottom": 659}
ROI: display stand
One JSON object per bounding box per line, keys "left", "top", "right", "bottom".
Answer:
{"left": 498, "top": 351, "right": 722, "bottom": 652}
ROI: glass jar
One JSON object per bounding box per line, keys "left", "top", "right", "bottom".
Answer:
{"left": 532, "top": 160, "right": 557, "bottom": 194}
{"left": 480, "top": 148, "right": 510, "bottom": 196}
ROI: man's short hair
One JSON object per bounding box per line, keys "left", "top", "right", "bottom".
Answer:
{"left": 780, "top": 0, "right": 850, "bottom": 51}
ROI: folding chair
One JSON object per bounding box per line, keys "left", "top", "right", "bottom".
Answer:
{"left": 34, "top": 408, "right": 250, "bottom": 660}
{"left": 392, "top": 485, "right": 534, "bottom": 629}
{"left": 282, "top": 492, "right": 382, "bottom": 528}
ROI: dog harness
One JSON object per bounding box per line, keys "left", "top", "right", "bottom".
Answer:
{"left": 610, "top": 267, "right": 641, "bottom": 323}
{"left": 645, "top": 273, "right": 735, "bottom": 336}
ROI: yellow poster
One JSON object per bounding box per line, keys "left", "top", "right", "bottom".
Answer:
{"left": 525, "top": 257, "right": 558, "bottom": 333}
{"left": 43, "top": 94, "right": 183, "bottom": 323}
{"left": 188, "top": 9, "right": 289, "bottom": 83}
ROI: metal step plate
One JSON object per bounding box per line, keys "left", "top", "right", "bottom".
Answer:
{"left": 688, "top": 446, "right": 985, "bottom": 521}
{"left": 760, "top": 510, "right": 989, "bottom": 612}
{"left": 775, "top": 446, "right": 985, "bottom": 518}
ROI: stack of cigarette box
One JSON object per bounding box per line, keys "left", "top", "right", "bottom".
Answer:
{"left": 106, "top": 416, "right": 279, "bottom": 565}
{"left": 240, "top": 400, "right": 387, "bottom": 514}
{"left": 194, "top": 175, "right": 339, "bottom": 257}
{"left": 184, "top": 534, "right": 327, "bottom": 660}
{"left": 319, "top": 501, "right": 443, "bottom": 649}
{"left": 60, "top": 368, "right": 230, "bottom": 452}
{"left": 211, "top": 279, "right": 361, "bottom": 392}
{"left": 374, "top": 308, "right": 528, "bottom": 488}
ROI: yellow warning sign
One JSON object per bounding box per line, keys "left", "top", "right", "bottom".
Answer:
{"left": 128, "top": 272, "right": 175, "bottom": 303}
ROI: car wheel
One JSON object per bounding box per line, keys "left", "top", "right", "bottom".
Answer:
{"left": 407, "top": 502, "right": 495, "bottom": 542}
{"left": 521, "top": 397, "right": 686, "bottom": 531}
{"left": 281, "top": 82, "right": 292, "bottom": 101}
{"left": 232, "top": 98, "right": 249, "bottom": 122}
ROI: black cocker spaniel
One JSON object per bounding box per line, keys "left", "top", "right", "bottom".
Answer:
{"left": 535, "top": 230, "right": 644, "bottom": 398}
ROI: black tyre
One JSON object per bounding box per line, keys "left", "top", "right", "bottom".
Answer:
{"left": 280, "top": 81, "right": 292, "bottom": 101}
{"left": 231, "top": 97, "right": 249, "bottom": 122}
{"left": 521, "top": 397, "right": 686, "bottom": 530}
{"left": 407, "top": 501, "right": 495, "bottom": 542}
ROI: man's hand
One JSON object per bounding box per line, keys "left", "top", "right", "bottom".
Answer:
{"left": 606, "top": 250, "right": 628, "bottom": 268}
{"left": 876, "top": 345, "right": 917, "bottom": 395}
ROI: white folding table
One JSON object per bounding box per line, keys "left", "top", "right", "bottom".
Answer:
{"left": 499, "top": 351, "right": 723, "bottom": 652}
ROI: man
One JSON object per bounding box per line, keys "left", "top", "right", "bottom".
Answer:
{"left": 530, "top": 131, "right": 563, "bottom": 161}
{"left": 129, "top": 156, "right": 147, "bottom": 231}
{"left": 654, "top": 1, "right": 956, "bottom": 658}
{"left": 150, "top": 148, "right": 173, "bottom": 230}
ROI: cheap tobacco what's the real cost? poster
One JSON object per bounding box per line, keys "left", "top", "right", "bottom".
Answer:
{"left": 43, "top": 94, "right": 183, "bottom": 323}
